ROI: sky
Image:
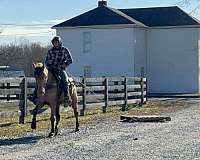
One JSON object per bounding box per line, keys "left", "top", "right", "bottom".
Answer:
{"left": 0, "top": 0, "right": 200, "bottom": 45}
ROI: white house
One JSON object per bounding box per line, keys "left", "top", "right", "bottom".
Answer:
{"left": 52, "top": 1, "right": 200, "bottom": 94}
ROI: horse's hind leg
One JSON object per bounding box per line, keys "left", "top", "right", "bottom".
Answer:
{"left": 74, "top": 108, "right": 79, "bottom": 132}
{"left": 55, "top": 103, "right": 60, "bottom": 136}
{"left": 72, "top": 102, "right": 79, "bottom": 132}
{"left": 70, "top": 85, "right": 79, "bottom": 132}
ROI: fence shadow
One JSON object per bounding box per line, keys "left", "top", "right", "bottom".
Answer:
{"left": 0, "top": 135, "right": 43, "bottom": 146}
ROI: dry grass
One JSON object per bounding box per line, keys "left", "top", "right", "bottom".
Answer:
{"left": 0, "top": 100, "right": 190, "bottom": 137}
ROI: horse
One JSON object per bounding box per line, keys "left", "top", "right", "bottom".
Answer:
{"left": 31, "top": 62, "right": 79, "bottom": 137}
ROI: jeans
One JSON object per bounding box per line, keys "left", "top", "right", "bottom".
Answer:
{"left": 48, "top": 67, "right": 69, "bottom": 97}
{"left": 60, "top": 70, "right": 69, "bottom": 97}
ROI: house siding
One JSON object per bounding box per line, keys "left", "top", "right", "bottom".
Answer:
{"left": 198, "top": 28, "right": 200, "bottom": 93}
{"left": 57, "top": 27, "right": 135, "bottom": 77}
{"left": 56, "top": 26, "right": 200, "bottom": 94}
{"left": 133, "top": 28, "right": 147, "bottom": 77}
{"left": 147, "top": 28, "right": 199, "bottom": 93}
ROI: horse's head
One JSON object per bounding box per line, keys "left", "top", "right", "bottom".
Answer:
{"left": 32, "top": 63, "right": 48, "bottom": 97}
{"left": 33, "top": 63, "right": 47, "bottom": 78}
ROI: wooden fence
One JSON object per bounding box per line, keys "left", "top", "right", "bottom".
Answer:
{"left": 0, "top": 76, "right": 147, "bottom": 123}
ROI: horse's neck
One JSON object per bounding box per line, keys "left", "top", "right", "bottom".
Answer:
{"left": 46, "top": 71, "right": 74, "bottom": 86}
{"left": 46, "top": 72, "right": 57, "bottom": 86}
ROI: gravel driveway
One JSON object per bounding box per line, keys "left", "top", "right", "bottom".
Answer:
{"left": 1, "top": 98, "right": 200, "bottom": 160}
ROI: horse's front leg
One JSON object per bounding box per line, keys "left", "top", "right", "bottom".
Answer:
{"left": 48, "top": 114, "right": 55, "bottom": 137}
{"left": 31, "top": 98, "right": 44, "bottom": 129}
{"left": 48, "top": 102, "right": 56, "bottom": 137}
{"left": 55, "top": 103, "right": 60, "bottom": 136}
{"left": 31, "top": 106, "right": 38, "bottom": 129}
{"left": 31, "top": 103, "right": 42, "bottom": 129}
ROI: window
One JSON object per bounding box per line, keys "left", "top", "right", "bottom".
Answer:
{"left": 84, "top": 65, "right": 92, "bottom": 77}
{"left": 83, "top": 32, "right": 92, "bottom": 53}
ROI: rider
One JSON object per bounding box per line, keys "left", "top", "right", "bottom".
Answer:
{"left": 28, "top": 36, "right": 73, "bottom": 106}
{"left": 45, "top": 36, "right": 73, "bottom": 107}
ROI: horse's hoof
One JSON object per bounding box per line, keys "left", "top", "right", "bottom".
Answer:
{"left": 75, "top": 128, "right": 79, "bottom": 132}
{"left": 55, "top": 129, "right": 59, "bottom": 136}
{"left": 47, "top": 132, "right": 54, "bottom": 138}
{"left": 31, "top": 121, "right": 36, "bottom": 129}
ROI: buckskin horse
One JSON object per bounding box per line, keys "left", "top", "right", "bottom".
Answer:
{"left": 31, "top": 63, "right": 79, "bottom": 137}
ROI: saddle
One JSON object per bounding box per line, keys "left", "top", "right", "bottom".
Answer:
{"left": 46, "top": 69, "right": 75, "bottom": 97}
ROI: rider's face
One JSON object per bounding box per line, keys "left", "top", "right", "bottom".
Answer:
{"left": 53, "top": 40, "right": 60, "bottom": 48}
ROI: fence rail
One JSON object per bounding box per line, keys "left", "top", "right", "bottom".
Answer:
{"left": 0, "top": 76, "right": 147, "bottom": 123}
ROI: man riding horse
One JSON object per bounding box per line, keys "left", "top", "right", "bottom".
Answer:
{"left": 30, "top": 36, "right": 73, "bottom": 107}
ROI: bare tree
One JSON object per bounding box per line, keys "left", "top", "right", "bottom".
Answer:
{"left": 175, "top": 0, "right": 200, "bottom": 15}
{"left": 0, "top": 42, "right": 49, "bottom": 76}
{"left": 176, "top": 0, "right": 191, "bottom": 7}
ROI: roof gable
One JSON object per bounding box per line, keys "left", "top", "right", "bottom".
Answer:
{"left": 53, "top": 6, "right": 139, "bottom": 28}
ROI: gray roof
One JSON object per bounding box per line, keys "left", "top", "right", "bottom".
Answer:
{"left": 119, "top": 6, "right": 200, "bottom": 27}
{"left": 53, "top": 6, "right": 136, "bottom": 28}
{"left": 52, "top": 6, "right": 200, "bottom": 28}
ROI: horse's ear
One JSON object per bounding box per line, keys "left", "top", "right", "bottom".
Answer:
{"left": 32, "top": 63, "right": 36, "bottom": 68}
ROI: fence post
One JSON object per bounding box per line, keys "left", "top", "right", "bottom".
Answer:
{"left": 19, "top": 77, "right": 27, "bottom": 124}
{"left": 122, "top": 77, "right": 127, "bottom": 111}
{"left": 80, "top": 77, "right": 86, "bottom": 116}
{"left": 140, "top": 77, "right": 144, "bottom": 106}
{"left": 6, "top": 83, "right": 10, "bottom": 101}
{"left": 2, "top": 83, "right": 5, "bottom": 99}
{"left": 145, "top": 78, "right": 148, "bottom": 102}
{"left": 141, "top": 65, "right": 147, "bottom": 102}
{"left": 103, "top": 77, "right": 108, "bottom": 113}
{"left": 140, "top": 67, "right": 144, "bottom": 77}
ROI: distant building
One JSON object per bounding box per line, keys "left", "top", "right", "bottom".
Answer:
{"left": 52, "top": 1, "right": 200, "bottom": 94}
{"left": 0, "top": 66, "right": 25, "bottom": 77}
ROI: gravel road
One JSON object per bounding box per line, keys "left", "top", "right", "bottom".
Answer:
{"left": 1, "top": 98, "right": 200, "bottom": 160}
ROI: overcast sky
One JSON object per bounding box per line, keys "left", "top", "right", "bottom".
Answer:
{"left": 0, "top": 0, "right": 199, "bottom": 45}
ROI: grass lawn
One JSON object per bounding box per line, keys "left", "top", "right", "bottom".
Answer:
{"left": 0, "top": 99, "right": 190, "bottom": 137}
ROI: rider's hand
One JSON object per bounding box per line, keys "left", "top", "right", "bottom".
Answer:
{"left": 62, "top": 63, "right": 68, "bottom": 68}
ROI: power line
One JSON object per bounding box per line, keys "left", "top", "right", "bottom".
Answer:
{"left": 190, "top": 3, "right": 200, "bottom": 14}
{"left": 1, "top": 30, "right": 55, "bottom": 36}
{"left": 0, "top": 23, "right": 55, "bottom": 27}
{"left": 173, "top": 0, "right": 200, "bottom": 17}
{"left": 174, "top": 0, "right": 191, "bottom": 7}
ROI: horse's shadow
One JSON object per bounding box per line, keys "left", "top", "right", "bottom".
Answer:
{"left": 0, "top": 135, "right": 43, "bottom": 146}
